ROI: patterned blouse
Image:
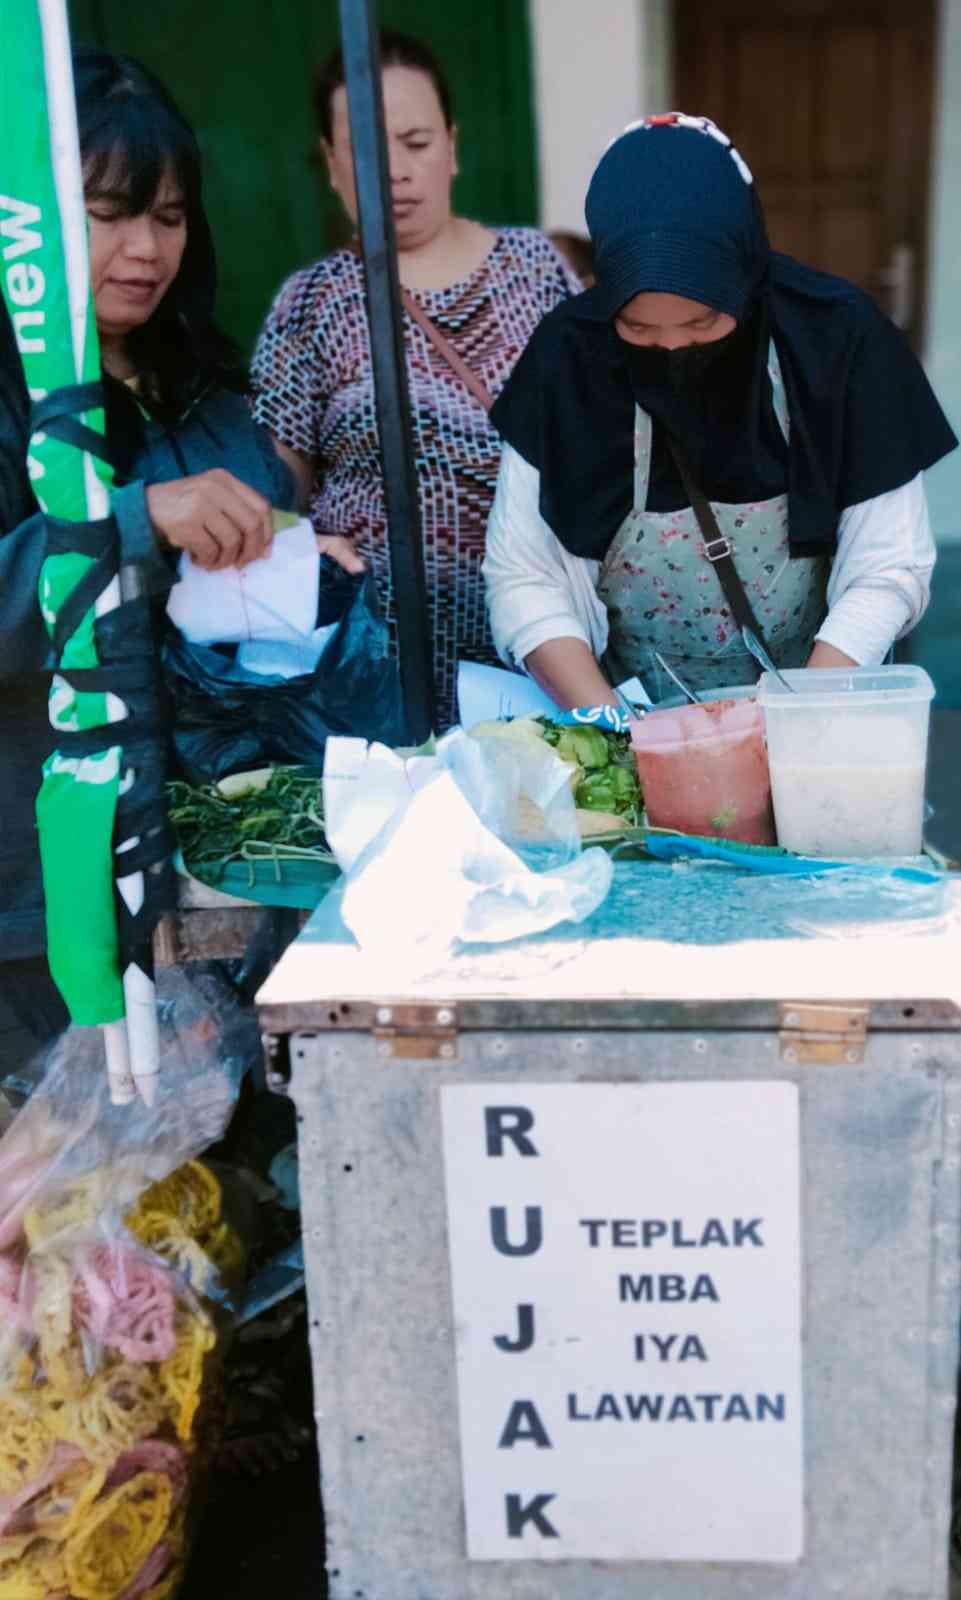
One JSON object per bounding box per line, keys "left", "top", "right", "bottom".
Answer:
{"left": 251, "top": 228, "right": 582, "bottom": 729}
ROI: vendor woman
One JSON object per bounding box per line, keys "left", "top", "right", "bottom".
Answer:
{"left": 483, "top": 115, "right": 956, "bottom": 708}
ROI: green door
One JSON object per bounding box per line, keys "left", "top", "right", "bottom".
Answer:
{"left": 69, "top": 0, "right": 540, "bottom": 354}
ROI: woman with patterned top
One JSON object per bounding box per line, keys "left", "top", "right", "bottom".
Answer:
{"left": 251, "top": 30, "right": 581, "bottom": 730}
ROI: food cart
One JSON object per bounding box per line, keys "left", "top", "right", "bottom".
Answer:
{"left": 256, "top": 858, "right": 961, "bottom": 1600}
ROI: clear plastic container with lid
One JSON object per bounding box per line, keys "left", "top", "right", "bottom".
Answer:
{"left": 758, "top": 665, "right": 935, "bottom": 857}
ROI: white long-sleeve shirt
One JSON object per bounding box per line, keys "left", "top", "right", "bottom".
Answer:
{"left": 483, "top": 444, "right": 935, "bottom": 672}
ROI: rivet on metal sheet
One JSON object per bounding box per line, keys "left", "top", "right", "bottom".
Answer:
{"left": 439, "top": 1042, "right": 456, "bottom": 1060}
{"left": 693, "top": 1038, "right": 708, "bottom": 1054}
{"left": 436, "top": 1007, "right": 454, "bottom": 1026}
{"left": 376, "top": 1006, "right": 393, "bottom": 1024}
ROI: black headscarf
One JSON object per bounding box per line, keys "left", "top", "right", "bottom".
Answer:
{"left": 491, "top": 115, "right": 956, "bottom": 559}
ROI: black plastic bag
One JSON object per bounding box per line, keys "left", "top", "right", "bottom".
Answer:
{"left": 163, "top": 567, "right": 408, "bottom": 783}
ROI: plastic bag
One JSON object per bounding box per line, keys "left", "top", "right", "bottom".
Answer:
{"left": 163, "top": 566, "right": 408, "bottom": 784}
{"left": 322, "top": 729, "right": 613, "bottom": 973}
{"left": 0, "top": 967, "right": 249, "bottom": 1600}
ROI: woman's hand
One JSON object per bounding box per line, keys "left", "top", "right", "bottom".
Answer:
{"left": 316, "top": 534, "right": 366, "bottom": 575}
{"left": 146, "top": 469, "right": 274, "bottom": 570}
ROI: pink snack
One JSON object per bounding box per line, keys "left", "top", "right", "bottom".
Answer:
{"left": 105, "top": 1440, "right": 187, "bottom": 1507}
{"left": 73, "top": 1241, "right": 176, "bottom": 1363}
{"left": 0, "top": 1444, "right": 83, "bottom": 1538}
{"left": 0, "top": 1250, "right": 33, "bottom": 1334}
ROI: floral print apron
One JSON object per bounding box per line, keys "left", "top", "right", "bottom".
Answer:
{"left": 597, "top": 343, "right": 829, "bottom": 702}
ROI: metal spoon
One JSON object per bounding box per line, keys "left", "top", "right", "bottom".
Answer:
{"left": 652, "top": 651, "right": 702, "bottom": 706}
{"left": 741, "top": 626, "right": 796, "bottom": 693}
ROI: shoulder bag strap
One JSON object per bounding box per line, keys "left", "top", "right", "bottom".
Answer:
{"left": 345, "top": 239, "right": 494, "bottom": 413}
{"left": 665, "top": 432, "right": 772, "bottom": 654}
{"left": 398, "top": 285, "right": 494, "bottom": 414}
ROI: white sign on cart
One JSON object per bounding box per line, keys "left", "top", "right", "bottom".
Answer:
{"left": 441, "top": 1081, "right": 803, "bottom": 1564}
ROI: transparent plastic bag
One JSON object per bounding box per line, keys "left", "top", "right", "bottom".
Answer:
{"left": 323, "top": 731, "right": 613, "bottom": 972}
{"left": 0, "top": 967, "right": 248, "bottom": 1600}
{"left": 440, "top": 724, "right": 581, "bottom": 867}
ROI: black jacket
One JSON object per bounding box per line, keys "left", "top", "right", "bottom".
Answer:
{"left": 0, "top": 325, "right": 294, "bottom": 958}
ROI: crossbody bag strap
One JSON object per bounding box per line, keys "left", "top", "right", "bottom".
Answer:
{"left": 398, "top": 286, "right": 495, "bottom": 414}
{"left": 345, "top": 239, "right": 494, "bottom": 413}
{"left": 665, "top": 432, "right": 772, "bottom": 654}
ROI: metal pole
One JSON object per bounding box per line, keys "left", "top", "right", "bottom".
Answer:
{"left": 336, "top": 0, "right": 436, "bottom": 743}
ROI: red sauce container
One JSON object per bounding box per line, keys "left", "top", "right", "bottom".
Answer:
{"left": 630, "top": 697, "right": 775, "bottom": 845}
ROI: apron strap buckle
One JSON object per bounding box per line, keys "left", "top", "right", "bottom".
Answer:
{"left": 703, "top": 535, "right": 733, "bottom": 563}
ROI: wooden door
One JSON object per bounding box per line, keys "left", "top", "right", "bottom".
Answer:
{"left": 674, "top": 0, "right": 935, "bottom": 347}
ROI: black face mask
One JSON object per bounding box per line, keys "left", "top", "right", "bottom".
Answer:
{"left": 624, "top": 322, "right": 743, "bottom": 392}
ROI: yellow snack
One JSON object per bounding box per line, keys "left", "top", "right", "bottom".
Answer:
{"left": 0, "top": 1536, "right": 66, "bottom": 1599}
{"left": 5, "top": 1350, "right": 37, "bottom": 1393}
{"left": 42, "top": 1339, "right": 89, "bottom": 1402}
{"left": 24, "top": 1173, "right": 108, "bottom": 1248}
{"left": 0, "top": 1398, "right": 53, "bottom": 1492}
{"left": 52, "top": 1366, "right": 165, "bottom": 1464}
{"left": 159, "top": 1309, "right": 216, "bottom": 1441}
{"left": 0, "top": 1533, "right": 42, "bottom": 1566}
{"left": 53, "top": 1460, "right": 110, "bottom": 1544}
{"left": 64, "top": 1470, "right": 172, "bottom": 1600}
{"left": 127, "top": 1210, "right": 213, "bottom": 1293}
{"left": 130, "top": 1162, "right": 221, "bottom": 1239}
{"left": 31, "top": 1251, "right": 72, "bottom": 1366}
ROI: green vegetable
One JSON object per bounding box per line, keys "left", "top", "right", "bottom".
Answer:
{"left": 166, "top": 767, "right": 335, "bottom": 885}
{"left": 576, "top": 765, "right": 639, "bottom": 815}
{"left": 552, "top": 725, "right": 610, "bottom": 771}
{"left": 537, "top": 717, "right": 642, "bottom": 821}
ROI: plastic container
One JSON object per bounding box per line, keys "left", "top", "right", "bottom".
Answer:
{"left": 630, "top": 696, "right": 775, "bottom": 844}
{"left": 758, "top": 665, "right": 934, "bottom": 857}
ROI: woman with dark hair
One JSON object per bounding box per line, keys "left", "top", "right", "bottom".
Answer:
{"left": 252, "top": 29, "right": 581, "bottom": 730}
{"left": 484, "top": 115, "right": 956, "bottom": 708}
{"left": 71, "top": 46, "right": 291, "bottom": 570}
{"left": 0, "top": 48, "right": 294, "bottom": 1052}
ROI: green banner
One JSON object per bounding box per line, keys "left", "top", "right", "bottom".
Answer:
{"left": 0, "top": 0, "right": 124, "bottom": 1024}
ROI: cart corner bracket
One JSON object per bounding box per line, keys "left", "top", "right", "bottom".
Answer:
{"left": 778, "top": 1000, "right": 869, "bottom": 1064}
{"left": 371, "top": 1001, "right": 459, "bottom": 1061}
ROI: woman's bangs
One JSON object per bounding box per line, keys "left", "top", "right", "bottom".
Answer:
{"left": 82, "top": 100, "right": 194, "bottom": 215}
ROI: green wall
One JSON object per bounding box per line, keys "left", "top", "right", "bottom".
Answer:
{"left": 69, "top": 0, "right": 539, "bottom": 354}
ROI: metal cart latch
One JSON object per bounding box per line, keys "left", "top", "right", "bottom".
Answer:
{"left": 778, "top": 1001, "right": 869, "bottom": 1064}
{"left": 372, "top": 1002, "right": 459, "bottom": 1061}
